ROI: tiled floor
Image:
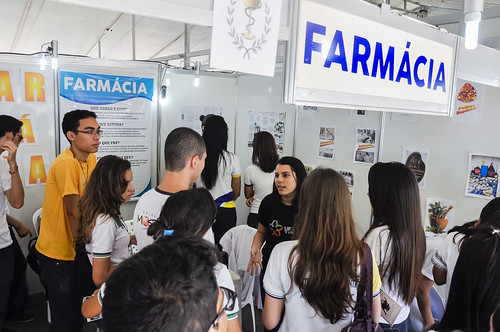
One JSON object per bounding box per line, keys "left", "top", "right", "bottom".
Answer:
{"left": 4, "top": 292, "right": 263, "bottom": 332}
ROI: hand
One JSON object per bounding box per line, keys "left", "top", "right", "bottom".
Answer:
{"left": 246, "top": 197, "right": 254, "bottom": 207}
{"left": 247, "top": 247, "right": 263, "bottom": 276}
{"left": 1, "top": 140, "right": 19, "bottom": 166}
{"left": 15, "top": 222, "right": 33, "bottom": 238}
{"left": 129, "top": 234, "right": 137, "bottom": 246}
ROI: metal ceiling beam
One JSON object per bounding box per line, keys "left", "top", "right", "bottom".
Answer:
{"left": 11, "top": 0, "right": 33, "bottom": 52}
{"left": 86, "top": 13, "right": 125, "bottom": 56}
{"left": 421, "top": 4, "right": 500, "bottom": 25}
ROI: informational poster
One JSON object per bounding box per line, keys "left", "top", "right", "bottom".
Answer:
{"left": 179, "top": 105, "right": 223, "bottom": 135}
{"left": 59, "top": 70, "right": 156, "bottom": 197}
{"left": 465, "top": 153, "right": 499, "bottom": 199}
{"left": 452, "top": 79, "right": 484, "bottom": 123}
{"left": 353, "top": 128, "right": 377, "bottom": 164}
{"left": 339, "top": 170, "right": 354, "bottom": 195}
{"left": 425, "top": 197, "right": 456, "bottom": 235}
{"left": 248, "top": 111, "right": 286, "bottom": 153}
{"left": 403, "top": 147, "right": 429, "bottom": 189}
{"left": 317, "top": 126, "right": 335, "bottom": 160}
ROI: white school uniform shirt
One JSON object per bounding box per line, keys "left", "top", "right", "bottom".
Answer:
{"left": 431, "top": 231, "right": 464, "bottom": 303}
{"left": 0, "top": 159, "right": 13, "bottom": 249}
{"left": 364, "top": 225, "right": 410, "bottom": 325}
{"left": 243, "top": 164, "right": 274, "bottom": 214}
{"left": 86, "top": 214, "right": 130, "bottom": 266}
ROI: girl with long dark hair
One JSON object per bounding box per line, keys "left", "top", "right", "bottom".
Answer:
{"left": 78, "top": 155, "right": 135, "bottom": 287}
{"left": 244, "top": 131, "right": 279, "bottom": 229}
{"left": 196, "top": 115, "right": 241, "bottom": 244}
{"left": 262, "top": 167, "right": 382, "bottom": 331}
{"left": 363, "top": 162, "right": 425, "bottom": 332}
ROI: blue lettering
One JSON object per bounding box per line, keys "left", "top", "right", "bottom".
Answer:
{"left": 433, "top": 62, "right": 446, "bottom": 92}
{"left": 324, "top": 30, "right": 348, "bottom": 71}
{"left": 304, "top": 22, "right": 326, "bottom": 64}
{"left": 413, "top": 56, "right": 427, "bottom": 88}
{"left": 396, "top": 42, "right": 412, "bottom": 85}
{"left": 371, "top": 43, "right": 394, "bottom": 81}
{"left": 352, "top": 36, "right": 371, "bottom": 75}
{"left": 427, "top": 59, "right": 434, "bottom": 89}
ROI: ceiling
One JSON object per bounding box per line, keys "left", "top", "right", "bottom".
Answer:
{"left": 1, "top": 0, "right": 500, "bottom": 68}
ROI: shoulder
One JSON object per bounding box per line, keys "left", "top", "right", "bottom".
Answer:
{"left": 271, "top": 240, "right": 297, "bottom": 261}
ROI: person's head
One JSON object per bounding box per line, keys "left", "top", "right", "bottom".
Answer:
{"left": 199, "top": 114, "right": 214, "bottom": 132}
{"left": 365, "top": 161, "right": 425, "bottom": 305}
{"left": 491, "top": 302, "right": 500, "bottom": 332}
{"left": 147, "top": 188, "right": 217, "bottom": 240}
{"left": 78, "top": 155, "right": 133, "bottom": 244}
{"left": 201, "top": 115, "right": 229, "bottom": 189}
{"left": 0, "top": 115, "right": 23, "bottom": 149}
{"left": 291, "top": 167, "right": 364, "bottom": 323}
{"left": 164, "top": 127, "right": 206, "bottom": 182}
{"left": 102, "top": 234, "right": 224, "bottom": 332}
{"left": 61, "top": 109, "right": 100, "bottom": 152}
{"left": 252, "top": 131, "right": 279, "bottom": 173}
{"left": 479, "top": 198, "right": 500, "bottom": 224}
{"left": 272, "top": 156, "right": 307, "bottom": 207}
{"left": 438, "top": 227, "right": 500, "bottom": 332}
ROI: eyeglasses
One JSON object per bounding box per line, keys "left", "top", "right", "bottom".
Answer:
{"left": 209, "top": 287, "right": 236, "bottom": 330}
{"left": 15, "top": 133, "right": 23, "bottom": 141}
{"left": 74, "top": 129, "right": 102, "bottom": 137}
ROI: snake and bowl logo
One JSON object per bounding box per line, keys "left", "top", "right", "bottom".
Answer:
{"left": 226, "top": 0, "right": 272, "bottom": 59}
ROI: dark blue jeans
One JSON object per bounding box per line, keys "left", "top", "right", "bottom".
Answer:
{"left": 379, "top": 315, "right": 411, "bottom": 332}
{"left": 246, "top": 213, "right": 259, "bottom": 229}
{"left": 212, "top": 207, "right": 237, "bottom": 246}
{"left": 0, "top": 244, "right": 14, "bottom": 330}
{"left": 37, "top": 252, "right": 83, "bottom": 332}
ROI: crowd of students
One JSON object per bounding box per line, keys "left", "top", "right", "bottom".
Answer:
{"left": 0, "top": 110, "right": 499, "bottom": 332}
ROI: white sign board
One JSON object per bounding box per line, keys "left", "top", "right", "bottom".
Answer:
{"left": 286, "top": 0, "right": 458, "bottom": 115}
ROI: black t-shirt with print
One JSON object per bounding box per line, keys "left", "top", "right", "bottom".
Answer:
{"left": 259, "top": 193, "right": 296, "bottom": 269}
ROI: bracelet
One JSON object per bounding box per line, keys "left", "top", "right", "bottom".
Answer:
{"left": 9, "top": 165, "right": 18, "bottom": 175}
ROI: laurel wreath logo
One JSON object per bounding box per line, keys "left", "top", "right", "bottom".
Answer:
{"left": 226, "top": 0, "right": 271, "bottom": 59}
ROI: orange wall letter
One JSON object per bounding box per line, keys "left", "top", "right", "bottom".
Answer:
{"left": 0, "top": 71, "right": 14, "bottom": 102}
{"left": 19, "top": 114, "right": 36, "bottom": 143}
{"left": 25, "top": 72, "right": 46, "bottom": 102}
{"left": 29, "top": 155, "right": 47, "bottom": 185}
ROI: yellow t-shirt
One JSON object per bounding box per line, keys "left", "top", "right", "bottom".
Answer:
{"left": 36, "top": 149, "right": 97, "bottom": 261}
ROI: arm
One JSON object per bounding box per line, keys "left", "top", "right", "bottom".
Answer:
{"left": 3, "top": 141, "right": 24, "bottom": 208}
{"left": 231, "top": 176, "right": 241, "bottom": 201}
{"left": 92, "top": 257, "right": 113, "bottom": 287}
{"left": 416, "top": 274, "right": 435, "bottom": 329}
{"left": 6, "top": 214, "right": 32, "bottom": 238}
{"left": 63, "top": 194, "right": 80, "bottom": 239}
{"left": 372, "top": 294, "right": 381, "bottom": 324}
{"left": 81, "top": 289, "right": 102, "bottom": 318}
{"left": 247, "top": 223, "right": 266, "bottom": 275}
{"left": 263, "top": 294, "right": 285, "bottom": 330}
{"left": 227, "top": 317, "right": 243, "bottom": 332}
{"left": 432, "top": 266, "right": 447, "bottom": 286}
{"left": 244, "top": 185, "right": 254, "bottom": 199}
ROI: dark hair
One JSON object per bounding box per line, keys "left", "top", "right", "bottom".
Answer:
{"left": 147, "top": 188, "right": 217, "bottom": 240}
{"left": 200, "top": 115, "right": 230, "bottom": 190}
{"left": 77, "top": 155, "right": 131, "bottom": 244}
{"left": 291, "top": 168, "right": 364, "bottom": 323}
{"left": 363, "top": 162, "right": 425, "bottom": 305}
{"left": 164, "top": 127, "right": 205, "bottom": 172}
{"left": 61, "top": 109, "right": 97, "bottom": 143}
{"left": 102, "top": 235, "right": 219, "bottom": 332}
{"left": 272, "top": 156, "right": 307, "bottom": 209}
{"left": 436, "top": 227, "right": 500, "bottom": 332}
{"left": 493, "top": 302, "right": 500, "bottom": 332}
{"left": 252, "top": 131, "right": 279, "bottom": 173}
{"left": 0, "top": 115, "right": 23, "bottom": 138}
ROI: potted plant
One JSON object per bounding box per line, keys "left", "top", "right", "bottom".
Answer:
{"left": 426, "top": 202, "right": 453, "bottom": 234}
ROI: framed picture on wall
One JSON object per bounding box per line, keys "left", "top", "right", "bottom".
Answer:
{"left": 465, "top": 153, "right": 500, "bottom": 199}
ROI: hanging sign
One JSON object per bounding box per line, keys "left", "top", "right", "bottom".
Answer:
{"left": 285, "top": 0, "right": 458, "bottom": 115}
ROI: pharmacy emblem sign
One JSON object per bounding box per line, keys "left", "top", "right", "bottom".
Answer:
{"left": 211, "top": 0, "right": 282, "bottom": 77}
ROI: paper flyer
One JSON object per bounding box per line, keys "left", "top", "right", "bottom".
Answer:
{"left": 452, "top": 79, "right": 484, "bottom": 123}
{"left": 248, "top": 111, "right": 286, "bottom": 153}
{"left": 317, "top": 126, "right": 335, "bottom": 160}
{"left": 403, "top": 147, "right": 429, "bottom": 189}
{"left": 179, "top": 105, "right": 223, "bottom": 135}
{"left": 353, "top": 128, "right": 377, "bottom": 164}
{"left": 425, "top": 197, "right": 456, "bottom": 235}
{"left": 465, "top": 153, "right": 499, "bottom": 199}
{"left": 59, "top": 70, "right": 156, "bottom": 197}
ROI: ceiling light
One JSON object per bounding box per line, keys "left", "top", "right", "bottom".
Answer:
{"left": 464, "top": 0, "right": 484, "bottom": 50}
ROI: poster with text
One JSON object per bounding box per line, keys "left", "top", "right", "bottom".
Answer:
{"left": 465, "top": 153, "right": 499, "bottom": 199}
{"left": 425, "top": 197, "right": 456, "bottom": 235}
{"left": 179, "top": 105, "right": 223, "bottom": 135}
{"left": 318, "top": 126, "right": 335, "bottom": 160}
{"left": 59, "top": 70, "right": 156, "bottom": 198}
{"left": 452, "top": 79, "right": 484, "bottom": 123}
{"left": 353, "top": 128, "right": 377, "bottom": 164}
{"left": 248, "top": 111, "right": 286, "bottom": 153}
{"left": 402, "top": 147, "right": 429, "bottom": 189}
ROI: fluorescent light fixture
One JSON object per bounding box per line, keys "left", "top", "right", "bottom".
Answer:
{"left": 463, "top": 0, "right": 483, "bottom": 50}
{"left": 51, "top": 57, "right": 58, "bottom": 69}
{"left": 165, "top": 78, "right": 171, "bottom": 87}
{"left": 193, "top": 76, "right": 200, "bottom": 87}
{"left": 40, "top": 54, "right": 46, "bottom": 70}
{"left": 465, "top": 20, "right": 479, "bottom": 49}
{"left": 193, "top": 61, "right": 201, "bottom": 87}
